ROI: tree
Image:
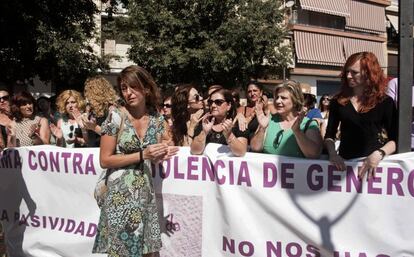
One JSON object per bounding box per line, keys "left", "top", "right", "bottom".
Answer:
{"left": 0, "top": 0, "right": 108, "bottom": 89}
{"left": 115, "top": 0, "right": 291, "bottom": 88}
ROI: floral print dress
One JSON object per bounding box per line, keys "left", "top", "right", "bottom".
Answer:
{"left": 93, "top": 108, "right": 164, "bottom": 257}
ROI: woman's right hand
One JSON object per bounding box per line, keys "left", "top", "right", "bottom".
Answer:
{"left": 328, "top": 152, "right": 346, "bottom": 171}
{"left": 49, "top": 123, "right": 63, "bottom": 139}
{"left": 201, "top": 114, "right": 214, "bottom": 135}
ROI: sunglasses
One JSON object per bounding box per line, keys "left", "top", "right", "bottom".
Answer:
{"left": 163, "top": 103, "right": 172, "bottom": 108}
{"left": 189, "top": 94, "right": 201, "bottom": 103}
{"left": 273, "top": 130, "right": 284, "bottom": 149}
{"left": 322, "top": 97, "right": 330, "bottom": 101}
{"left": 208, "top": 99, "right": 227, "bottom": 106}
{"left": 68, "top": 125, "right": 74, "bottom": 138}
{"left": 0, "top": 95, "right": 9, "bottom": 102}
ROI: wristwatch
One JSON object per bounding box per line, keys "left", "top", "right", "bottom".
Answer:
{"left": 377, "top": 149, "right": 386, "bottom": 160}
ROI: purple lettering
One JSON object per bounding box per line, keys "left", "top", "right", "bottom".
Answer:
{"left": 49, "top": 216, "right": 60, "bottom": 229}
{"left": 58, "top": 218, "right": 65, "bottom": 231}
{"left": 408, "top": 170, "right": 414, "bottom": 197}
{"left": 187, "top": 156, "right": 199, "bottom": 180}
{"left": 173, "top": 156, "right": 184, "bottom": 179}
{"left": 73, "top": 153, "right": 83, "bottom": 174}
{"left": 64, "top": 219, "right": 76, "bottom": 232}
{"left": 307, "top": 164, "right": 323, "bottom": 191}
{"left": 49, "top": 152, "right": 60, "bottom": 172}
{"left": 1, "top": 210, "right": 8, "bottom": 222}
{"left": 30, "top": 215, "right": 40, "bottom": 227}
{"left": 263, "top": 163, "right": 277, "bottom": 188}
{"left": 286, "top": 242, "right": 302, "bottom": 257}
{"left": 202, "top": 157, "right": 215, "bottom": 181}
{"left": 346, "top": 166, "right": 362, "bottom": 193}
{"left": 38, "top": 151, "right": 48, "bottom": 170}
{"left": 61, "top": 152, "right": 71, "bottom": 173}
{"left": 328, "top": 166, "right": 342, "bottom": 192}
{"left": 306, "top": 244, "right": 320, "bottom": 257}
{"left": 358, "top": 253, "right": 368, "bottom": 257}
{"left": 85, "top": 154, "right": 96, "bottom": 175}
{"left": 74, "top": 221, "right": 85, "bottom": 235}
{"left": 237, "top": 162, "right": 251, "bottom": 187}
{"left": 222, "top": 236, "right": 235, "bottom": 253}
{"left": 19, "top": 214, "right": 29, "bottom": 226}
{"left": 86, "top": 223, "right": 97, "bottom": 237}
{"left": 28, "top": 150, "right": 37, "bottom": 170}
{"left": 239, "top": 241, "right": 254, "bottom": 256}
{"left": 214, "top": 160, "right": 226, "bottom": 185}
{"left": 229, "top": 161, "right": 235, "bottom": 185}
{"left": 281, "top": 163, "right": 294, "bottom": 189}
{"left": 387, "top": 168, "right": 404, "bottom": 196}
{"left": 367, "top": 168, "right": 382, "bottom": 194}
{"left": 267, "top": 241, "right": 282, "bottom": 257}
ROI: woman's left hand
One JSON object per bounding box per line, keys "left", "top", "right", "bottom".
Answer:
{"left": 221, "top": 119, "right": 233, "bottom": 139}
{"left": 359, "top": 151, "right": 382, "bottom": 180}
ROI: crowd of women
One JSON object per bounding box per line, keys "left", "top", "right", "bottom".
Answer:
{"left": 0, "top": 51, "right": 398, "bottom": 257}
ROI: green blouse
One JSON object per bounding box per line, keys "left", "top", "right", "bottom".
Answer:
{"left": 263, "top": 114, "right": 319, "bottom": 158}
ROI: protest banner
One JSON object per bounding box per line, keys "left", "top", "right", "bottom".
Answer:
{"left": 0, "top": 145, "right": 413, "bottom": 257}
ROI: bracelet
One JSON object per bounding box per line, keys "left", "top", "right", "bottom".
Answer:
{"left": 139, "top": 149, "right": 144, "bottom": 163}
{"left": 377, "top": 149, "right": 386, "bottom": 160}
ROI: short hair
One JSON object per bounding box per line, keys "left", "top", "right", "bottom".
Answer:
{"left": 117, "top": 65, "right": 161, "bottom": 113}
{"left": 84, "top": 76, "right": 119, "bottom": 118}
{"left": 55, "top": 90, "right": 86, "bottom": 115}
{"left": 273, "top": 80, "right": 304, "bottom": 113}
{"left": 11, "top": 91, "right": 37, "bottom": 121}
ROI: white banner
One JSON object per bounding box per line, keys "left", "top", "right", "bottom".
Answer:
{"left": 0, "top": 145, "right": 413, "bottom": 257}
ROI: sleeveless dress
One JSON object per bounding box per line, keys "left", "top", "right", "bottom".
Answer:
{"left": 93, "top": 108, "right": 164, "bottom": 257}
{"left": 60, "top": 119, "right": 82, "bottom": 148}
{"left": 15, "top": 116, "right": 42, "bottom": 146}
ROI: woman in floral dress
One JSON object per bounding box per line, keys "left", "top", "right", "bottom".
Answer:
{"left": 93, "top": 65, "right": 178, "bottom": 257}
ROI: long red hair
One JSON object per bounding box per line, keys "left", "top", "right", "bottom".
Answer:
{"left": 336, "top": 52, "right": 387, "bottom": 113}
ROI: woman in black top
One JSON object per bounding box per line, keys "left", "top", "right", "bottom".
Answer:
{"left": 191, "top": 88, "right": 248, "bottom": 157}
{"left": 324, "top": 52, "right": 397, "bottom": 180}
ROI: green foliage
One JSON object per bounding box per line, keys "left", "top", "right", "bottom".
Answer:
{"left": 0, "top": 0, "right": 109, "bottom": 88}
{"left": 116, "top": 0, "right": 291, "bottom": 88}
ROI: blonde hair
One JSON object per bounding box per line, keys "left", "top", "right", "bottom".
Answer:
{"left": 56, "top": 90, "right": 86, "bottom": 115}
{"left": 274, "top": 80, "right": 304, "bottom": 113}
{"left": 84, "top": 76, "right": 119, "bottom": 117}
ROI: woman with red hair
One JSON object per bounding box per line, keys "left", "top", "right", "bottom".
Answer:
{"left": 324, "top": 52, "right": 397, "bottom": 180}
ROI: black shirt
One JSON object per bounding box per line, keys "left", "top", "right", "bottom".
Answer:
{"left": 194, "top": 121, "right": 249, "bottom": 145}
{"left": 325, "top": 96, "right": 397, "bottom": 159}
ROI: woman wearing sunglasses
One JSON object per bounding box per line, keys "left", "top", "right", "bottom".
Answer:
{"left": 319, "top": 94, "right": 331, "bottom": 138}
{"left": 51, "top": 90, "right": 88, "bottom": 148}
{"left": 250, "top": 81, "right": 323, "bottom": 158}
{"left": 171, "top": 84, "right": 204, "bottom": 146}
{"left": 191, "top": 88, "right": 248, "bottom": 157}
{"left": 161, "top": 96, "right": 173, "bottom": 128}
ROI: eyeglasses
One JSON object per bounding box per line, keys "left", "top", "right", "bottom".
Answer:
{"left": 273, "top": 130, "right": 284, "bottom": 149}
{"left": 189, "top": 94, "right": 201, "bottom": 103}
{"left": 69, "top": 125, "right": 74, "bottom": 138}
{"left": 163, "top": 103, "right": 172, "bottom": 108}
{"left": 207, "top": 99, "right": 227, "bottom": 106}
{"left": 0, "top": 95, "right": 9, "bottom": 102}
{"left": 322, "top": 97, "right": 330, "bottom": 101}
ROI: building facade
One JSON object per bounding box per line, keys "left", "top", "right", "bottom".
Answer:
{"left": 287, "top": 0, "right": 390, "bottom": 96}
